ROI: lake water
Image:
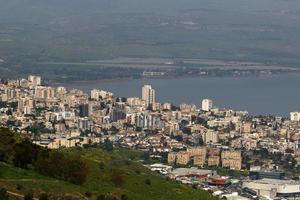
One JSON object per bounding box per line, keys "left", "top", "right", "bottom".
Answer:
{"left": 60, "top": 74, "right": 300, "bottom": 116}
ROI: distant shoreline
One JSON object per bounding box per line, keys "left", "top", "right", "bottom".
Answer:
{"left": 48, "top": 72, "right": 295, "bottom": 87}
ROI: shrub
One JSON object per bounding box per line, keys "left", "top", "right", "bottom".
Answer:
{"left": 96, "top": 194, "right": 105, "bottom": 200}
{"left": 110, "top": 169, "right": 125, "bottom": 187}
{"left": 85, "top": 191, "right": 92, "bottom": 197}
{"left": 35, "top": 152, "right": 89, "bottom": 185}
{"left": 145, "top": 178, "right": 151, "bottom": 185}
{"left": 39, "top": 193, "right": 49, "bottom": 200}
{"left": 121, "top": 194, "right": 128, "bottom": 200}
{"left": 24, "top": 191, "right": 34, "bottom": 200}
{"left": 0, "top": 188, "right": 9, "bottom": 200}
{"left": 16, "top": 184, "right": 22, "bottom": 190}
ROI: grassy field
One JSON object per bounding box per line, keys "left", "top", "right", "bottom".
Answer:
{"left": 0, "top": 147, "right": 217, "bottom": 200}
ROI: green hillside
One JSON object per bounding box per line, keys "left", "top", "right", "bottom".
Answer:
{"left": 0, "top": 128, "right": 217, "bottom": 200}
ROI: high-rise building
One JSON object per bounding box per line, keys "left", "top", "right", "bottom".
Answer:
{"left": 78, "top": 117, "right": 89, "bottom": 131}
{"left": 142, "top": 85, "right": 155, "bottom": 108}
{"left": 18, "top": 97, "right": 35, "bottom": 114}
{"left": 202, "top": 99, "right": 213, "bottom": 111}
{"left": 110, "top": 108, "right": 126, "bottom": 122}
{"left": 79, "top": 104, "right": 89, "bottom": 117}
{"left": 34, "top": 86, "right": 55, "bottom": 99}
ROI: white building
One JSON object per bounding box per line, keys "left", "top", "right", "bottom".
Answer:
{"left": 142, "top": 85, "right": 155, "bottom": 108}
{"left": 290, "top": 112, "right": 300, "bottom": 121}
{"left": 78, "top": 117, "right": 89, "bottom": 131}
{"left": 202, "top": 99, "right": 213, "bottom": 111}
{"left": 28, "top": 75, "right": 41, "bottom": 86}
{"left": 242, "top": 178, "right": 300, "bottom": 199}
{"left": 34, "top": 86, "right": 55, "bottom": 99}
{"left": 91, "top": 89, "right": 113, "bottom": 100}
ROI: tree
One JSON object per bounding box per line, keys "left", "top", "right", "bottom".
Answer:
{"left": 121, "top": 194, "right": 128, "bottom": 200}
{"left": 35, "top": 151, "right": 89, "bottom": 185}
{"left": 96, "top": 194, "right": 105, "bottom": 200}
{"left": 142, "top": 151, "right": 150, "bottom": 162}
{"left": 39, "top": 193, "right": 49, "bottom": 200}
{"left": 99, "top": 161, "right": 105, "bottom": 171}
{"left": 13, "top": 139, "right": 41, "bottom": 168}
{"left": 0, "top": 128, "right": 15, "bottom": 162}
{"left": 145, "top": 178, "right": 151, "bottom": 185}
{"left": 0, "top": 188, "right": 8, "bottom": 200}
{"left": 104, "top": 138, "right": 113, "bottom": 152}
{"left": 175, "top": 135, "right": 183, "bottom": 142}
{"left": 66, "top": 157, "right": 89, "bottom": 185}
{"left": 24, "top": 191, "right": 34, "bottom": 200}
{"left": 110, "top": 169, "right": 125, "bottom": 187}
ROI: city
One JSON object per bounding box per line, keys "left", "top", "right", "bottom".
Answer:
{"left": 1, "top": 75, "right": 300, "bottom": 199}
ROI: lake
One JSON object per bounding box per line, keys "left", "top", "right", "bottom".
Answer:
{"left": 59, "top": 74, "right": 300, "bottom": 116}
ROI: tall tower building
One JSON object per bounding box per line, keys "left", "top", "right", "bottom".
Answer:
{"left": 202, "top": 99, "right": 213, "bottom": 111}
{"left": 142, "top": 85, "right": 155, "bottom": 108}
{"left": 79, "top": 104, "right": 89, "bottom": 117}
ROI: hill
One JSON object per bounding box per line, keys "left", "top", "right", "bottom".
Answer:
{"left": 0, "top": 128, "right": 217, "bottom": 200}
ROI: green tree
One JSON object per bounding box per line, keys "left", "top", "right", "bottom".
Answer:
{"left": 0, "top": 128, "right": 15, "bottom": 162}
{"left": 0, "top": 188, "right": 9, "bottom": 200}
{"left": 104, "top": 139, "right": 113, "bottom": 152}
{"left": 13, "top": 139, "right": 40, "bottom": 168}
{"left": 96, "top": 194, "right": 105, "bottom": 200}
{"left": 24, "top": 191, "right": 34, "bottom": 200}
{"left": 66, "top": 157, "right": 89, "bottom": 185}
{"left": 145, "top": 178, "right": 151, "bottom": 185}
{"left": 39, "top": 193, "right": 49, "bottom": 200}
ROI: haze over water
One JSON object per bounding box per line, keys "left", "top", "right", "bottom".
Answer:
{"left": 61, "top": 74, "right": 300, "bottom": 116}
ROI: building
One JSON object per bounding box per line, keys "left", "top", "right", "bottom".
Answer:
{"left": 110, "top": 108, "right": 126, "bottom": 122}
{"left": 187, "top": 147, "right": 207, "bottom": 167}
{"left": 91, "top": 89, "right": 113, "bottom": 100}
{"left": 202, "top": 99, "right": 213, "bottom": 111}
{"left": 176, "top": 152, "right": 190, "bottom": 165}
{"left": 249, "top": 171, "right": 285, "bottom": 180}
{"left": 187, "top": 147, "right": 207, "bottom": 157}
{"left": 168, "top": 152, "right": 177, "bottom": 164}
{"left": 28, "top": 75, "right": 41, "bottom": 86}
{"left": 180, "top": 103, "right": 196, "bottom": 113}
{"left": 18, "top": 97, "right": 35, "bottom": 114}
{"left": 56, "top": 87, "right": 67, "bottom": 96}
{"left": 193, "top": 155, "right": 206, "bottom": 167}
{"left": 169, "top": 168, "right": 213, "bottom": 179}
{"left": 207, "top": 156, "right": 220, "bottom": 167}
{"left": 290, "top": 112, "right": 300, "bottom": 121}
{"left": 142, "top": 85, "right": 155, "bottom": 108}
{"left": 221, "top": 150, "right": 242, "bottom": 170}
{"left": 78, "top": 117, "right": 89, "bottom": 131}
{"left": 203, "top": 130, "right": 219, "bottom": 144}
{"left": 34, "top": 86, "right": 55, "bottom": 99}
{"left": 242, "top": 179, "right": 300, "bottom": 199}
{"left": 167, "top": 152, "right": 190, "bottom": 165}
{"left": 241, "top": 122, "right": 252, "bottom": 134}
{"left": 79, "top": 104, "right": 89, "bottom": 117}
{"left": 162, "top": 102, "right": 172, "bottom": 110}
